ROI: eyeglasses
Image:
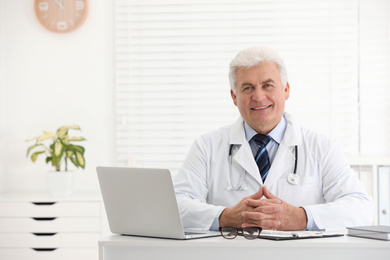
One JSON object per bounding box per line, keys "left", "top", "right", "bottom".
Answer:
{"left": 219, "top": 226, "right": 262, "bottom": 240}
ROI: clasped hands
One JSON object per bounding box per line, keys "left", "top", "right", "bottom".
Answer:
{"left": 219, "top": 186, "right": 307, "bottom": 231}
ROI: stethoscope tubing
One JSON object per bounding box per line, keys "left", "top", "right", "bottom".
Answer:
{"left": 293, "top": 144, "right": 298, "bottom": 174}
{"left": 227, "top": 144, "right": 299, "bottom": 190}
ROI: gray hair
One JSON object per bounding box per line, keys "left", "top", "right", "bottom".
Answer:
{"left": 229, "top": 46, "right": 288, "bottom": 93}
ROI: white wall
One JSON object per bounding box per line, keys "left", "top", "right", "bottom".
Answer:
{"left": 0, "top": 0, "right": 115, "bottom": 193}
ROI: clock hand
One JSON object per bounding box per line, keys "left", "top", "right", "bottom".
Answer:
{"left": 54, "top": 0, "right": 65, "bottom": 10}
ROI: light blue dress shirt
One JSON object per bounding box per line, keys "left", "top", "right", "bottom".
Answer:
{"left": 210, "top": 116, "right": 321, "bottom": 231}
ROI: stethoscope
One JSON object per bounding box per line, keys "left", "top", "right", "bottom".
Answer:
{"left": 287, "top": 145, "right": 300, "bottom": 185}
{"left": 227, "top": 145, "right": 247, "bottom": 190}
{"left": 227, "top": 144, "right": 299, "bottom": 191}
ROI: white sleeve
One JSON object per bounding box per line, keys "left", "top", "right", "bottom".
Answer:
{"left": 173, "top": 139, "right": 225, "bottom": 230}
{"left": 306, "top": 141, "right": 374, "bottom": 230}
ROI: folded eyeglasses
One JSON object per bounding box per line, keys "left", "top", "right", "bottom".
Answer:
{"left": 219, "top": 226, "right": 262, "bottom": 240}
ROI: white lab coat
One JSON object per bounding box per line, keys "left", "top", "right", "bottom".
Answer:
{"left": 174, "top": 112, "right": 374, "bottom": 230}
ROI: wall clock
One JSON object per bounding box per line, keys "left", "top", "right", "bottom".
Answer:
{"left": 34, "top": 0, "right": 88, "bottom": 33}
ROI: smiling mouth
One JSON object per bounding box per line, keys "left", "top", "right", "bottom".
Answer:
{"left": 251, "top": 104, "right": 272, "bottom": 110}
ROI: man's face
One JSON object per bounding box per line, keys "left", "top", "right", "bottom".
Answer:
{"left": 231, "top": 62, "right": 290, "bottom": 134}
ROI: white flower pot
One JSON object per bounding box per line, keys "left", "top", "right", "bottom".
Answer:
{"left": 47, "top": 171, "right": 75, "bottom": 197}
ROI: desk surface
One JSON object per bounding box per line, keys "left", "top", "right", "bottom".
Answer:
{"left": 99, "top": 233, "right": 390, "bottom": 260}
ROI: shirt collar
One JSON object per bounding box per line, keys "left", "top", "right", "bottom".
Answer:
{"left": 244, "top": 115, "right": 287, "bottom": 144}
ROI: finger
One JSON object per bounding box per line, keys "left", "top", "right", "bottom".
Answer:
{"left": 241, "top": 212, "right": 281, "bottom": 228}
{"left": 248, "top": 186, "right": 263, "bottom": 200}
{"left": 245, "top": 198, "right": 282, "bottom": 208}
{"left": 255, "top": 205, "right": 283, "bottom": 214}
{"left": 244, "top": 205, "right": 282, "bottom": 215}
{"left": 242, "top": 219, "right": 281, "bottom": 230}
{"left": 262, "top": 185, "right": 278, "bottom": 200}
{"left": 241, "top": 210, "right": 281, "bottom": 221}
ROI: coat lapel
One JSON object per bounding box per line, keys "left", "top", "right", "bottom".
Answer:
{"left": 229, "top": 117, "right": 262, "bottom": 185}
{"left": 264, "top": 143, "right": 295, "bottom": 187}
{"left": 265, "top": 112, "right": 302, "bottom": 187}
{"left": 233, "top": 144, "right": 261, "bottom": 185}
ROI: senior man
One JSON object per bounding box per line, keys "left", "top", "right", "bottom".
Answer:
{"left": 174, "top": 46, "right": 373, "bottom": 231}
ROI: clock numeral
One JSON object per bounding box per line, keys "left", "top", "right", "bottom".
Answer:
{"left": 75, "top": 1, "right": 85, "bottom": 10}
{"left": 57, "top": 21, "right": 68, "bottom": 31}
{"left": 38, "top": 2, "right": 49, "bottom": 11}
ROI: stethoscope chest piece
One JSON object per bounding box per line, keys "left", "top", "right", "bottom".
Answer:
{"left": 287, "top": 172, "right": 300, "bottom": 185}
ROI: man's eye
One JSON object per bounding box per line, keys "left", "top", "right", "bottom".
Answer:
{"left": 242, "top": 87, "right": 253, "bottom": 93}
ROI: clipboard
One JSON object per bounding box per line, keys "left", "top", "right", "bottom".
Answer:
{"left": 258, "top": 230, "right": 344, "bottom": 241}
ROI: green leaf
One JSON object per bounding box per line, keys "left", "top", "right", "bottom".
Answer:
{"left": 56, "top": 128, "right": 68, "bottom": 138}
{"left": 50, "top": 155, "right": 61, "bottom": 169}
{"left": 36, "top": 131, "right": 56, "bottom": 142}
{"left": 53, "top": 141, "right": 63, "bottom": 157}
{"left": 70, "top": 145, "right": 85, "bottom": 154}
{"left": 70, "top": 157, "right": 79, "bottom": 167}
{"left": 75, "top": 151, "right": 85, "bottom": 168}
{"left": 61, "top": 135, "right": 70, "bottom": 145}
{"left": 63, "top": 124, "right": 81, "bottom": 130}
{"left": 57, "top": 125, "right": 80, "bottom": 137}
{"left": 46, "top": 157, "right": 52, "bottom": 164}
{"left": 26, "top": 143, "right": 45, "bottom": 157}
{"left": 68, "top": 137, "right": 86, "bottom": 142}
{"left": 31, "top": 151, "right": 45, "bottom": 162}
{"left": 66, "top": 150, "right": 73, "bottom": 158}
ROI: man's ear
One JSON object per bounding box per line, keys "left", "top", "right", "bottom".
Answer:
{"left": 284, "top": 82, "right": 290, "bottom": 101}
{"left": 230, "top": 90, "right": 238, "bottom": 106}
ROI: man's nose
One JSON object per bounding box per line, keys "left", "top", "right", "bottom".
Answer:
{"left": 251, "top": 87, "right": 266, "bottom": 101}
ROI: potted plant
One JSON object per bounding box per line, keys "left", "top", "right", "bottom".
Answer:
{"left": 26, "top": 125, "right": 86, "bottom": 196}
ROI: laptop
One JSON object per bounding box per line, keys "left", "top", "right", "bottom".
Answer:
{"left": 96, "top": 166, "right": 220, "bottom": 240}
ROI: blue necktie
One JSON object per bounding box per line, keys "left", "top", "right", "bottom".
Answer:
{"left": 252, "top": 134, "right": 271, "bottom": 182}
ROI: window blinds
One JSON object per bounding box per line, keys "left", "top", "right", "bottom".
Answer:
{"left": 115, "top": 0, "right": 390, "bottom": 174}
{"left": 359, "top": 0, "right": 390, "bottom": 156}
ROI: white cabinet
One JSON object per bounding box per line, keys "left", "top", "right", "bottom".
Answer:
{"left": 0, "top": 192, "right": 102, "bottom": 260}
{"left": 378, "top": 166, "right": 390, "bottom": 225}
{"left": 349, "top": 156, "right": 390, "bottom": 225}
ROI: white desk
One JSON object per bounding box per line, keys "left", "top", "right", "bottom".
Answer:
{"left": 99, "top": 234, "right": 390, "bottom": 260}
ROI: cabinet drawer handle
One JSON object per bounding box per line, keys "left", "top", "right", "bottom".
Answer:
{"left": 32, "top": 232, "right": 57, "bottom": 236}
{"left": 32, "top": 248, "right": 57, "bottom": 251}
{"left": 32, "top": 202, "right": 56, "bottom": 206}
{"left": 32, "top": 217, "right": 57, "bottom": 221}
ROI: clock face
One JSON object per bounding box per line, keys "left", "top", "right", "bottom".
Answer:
{"left": 34, "top": 0, "right": 88, "bottom": 33}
